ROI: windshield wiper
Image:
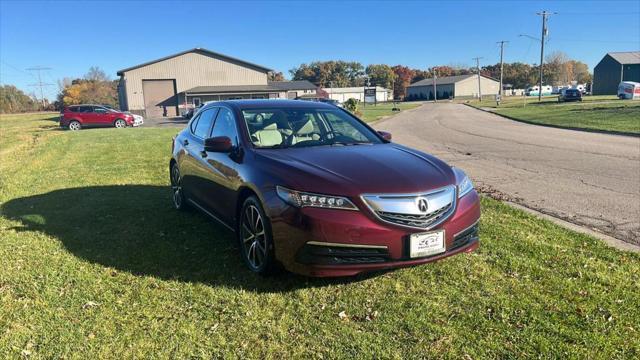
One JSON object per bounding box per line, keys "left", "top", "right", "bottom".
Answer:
{"left": 258, "top": 143, "right": 288, "bottom": 149}
{"left": 330, "top": 141, "right": 368, "bottom": 146}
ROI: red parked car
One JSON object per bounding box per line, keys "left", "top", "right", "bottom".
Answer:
{"left": 170, "top": 100, "right": 480, "bottom": 277}
{"left": 60, "top": 105, "right": 144, "bottom": 130}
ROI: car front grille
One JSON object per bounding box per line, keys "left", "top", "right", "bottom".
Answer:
{"left": 361, "top": 185, "right": 456, "bottom": 230}
{"left": 376, "top": 202, "right": 453, "bottom": 229}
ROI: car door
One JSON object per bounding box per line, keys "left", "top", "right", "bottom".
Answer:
{"left": 77, "top": 106, "right": 97, "bottom": 125}
{"left": 93, "top": 106, "right": 114, "bottom": 126}
{"left": 196, "top": 107, "right": 243, "bottom": 224}
{"left": 180, "top": 107, "right": 218, "bottom": 207}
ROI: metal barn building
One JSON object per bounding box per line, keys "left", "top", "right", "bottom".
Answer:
{"left": 116, "top": 48, "right": 316, "bottom": 117}
{"left": 406, "top": 74, "right": 499, "bottom": 100}
{"left": 593, "top": 51, "right": 640, "bottom": 95}
{"left": 323, "top": 87, "right": 393, "bottom": 103}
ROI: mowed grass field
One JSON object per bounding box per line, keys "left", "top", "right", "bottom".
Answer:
{"left": 465, "top": 95, "right": 640, "bottom": 134}
{"left": 1, "top": 113, "right": 639, "bottom": 358}
{"left": 359, "top": 101, "right": 422, "bottom": 122}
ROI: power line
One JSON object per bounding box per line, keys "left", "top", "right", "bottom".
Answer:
{"left": 26, "top": 66, "right": 53, "bottom": 107}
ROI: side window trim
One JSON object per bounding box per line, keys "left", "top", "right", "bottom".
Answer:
{"left": 189, "top": 113, "right": 201, "bottom": 135}
{"left": 191, "top": 107, "right": 219, "bottom": 140}
{"left": 210, "top": 106, "right": 239, "bottom": 144}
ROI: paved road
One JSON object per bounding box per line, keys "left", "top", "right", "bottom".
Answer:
{"left": 376, "top": 103, "right": 640, "bottom": 244}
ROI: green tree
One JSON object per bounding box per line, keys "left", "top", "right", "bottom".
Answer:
{"left": 289, "top": 61, "right": 364, "bottom": 87}
{"left": 365, "top": 64, "right": 396, "bottom": 89}
{"left": 57, "top": 67, "right": 118, "bottom": 107}
{"left": 0, "top": 85, "right": 40, "bottom": 113}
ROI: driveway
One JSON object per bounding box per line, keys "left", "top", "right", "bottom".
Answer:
{"left": 376, "top": 102, "right": 640, "bottom": 244}
{"left": 144, "top": 116, "right": 188, "bottom": 127}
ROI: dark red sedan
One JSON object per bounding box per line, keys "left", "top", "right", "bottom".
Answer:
{"left": 60, "top": 105, "right": 144, "bottom": 130}
{"left": 170, "top": 100, "right": 480, "bottom": 277}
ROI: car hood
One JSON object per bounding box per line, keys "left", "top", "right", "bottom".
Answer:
{"left": 255, "top": 143, "right": 455, "bottom": 196}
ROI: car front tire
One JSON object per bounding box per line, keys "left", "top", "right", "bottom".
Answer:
{"left": 114, "top": 119, "right": 127, "bottom": 128}
{"left": 238, "top": 196, "right": 275, "bottom": 275}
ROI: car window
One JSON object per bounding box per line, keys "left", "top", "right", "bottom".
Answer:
{"left": 193, "top": 108, "right": 218, "bottom": 139}
{"left": 241, "top": 107, "right": 381, "bottom": 148}
{"left": 321, "top": 111, "right": 370, "bottom": 142}
{"left": 211, "top": 107, "right": 238, "bottom": 145}
{"left": 78, "top": 106, "right": 93, "bottom": 113}
{"left": 94, "top": 107, "right": 108, "bottom": 113}
{"left": 68, "top": 106, "right": 79, "bottom": 112}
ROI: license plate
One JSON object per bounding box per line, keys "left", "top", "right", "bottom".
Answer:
{"left": 410, "top": 230, "right": 445, "bottom": 258}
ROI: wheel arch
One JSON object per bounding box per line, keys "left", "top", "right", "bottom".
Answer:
{"left": 235, "top": 185, "right": 265, "bottom": 229}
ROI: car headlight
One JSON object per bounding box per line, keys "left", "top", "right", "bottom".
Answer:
{"left": 276, "top": 186, "right": 358, "bottom": 210}
{"left": 452, "top": 167, "right": 474, "bottom": 198}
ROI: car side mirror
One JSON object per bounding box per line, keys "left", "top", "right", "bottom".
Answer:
{"left": 377, "top": 131, "right": 392, "bottom": 141}
{"left": 204, "top": 136, "right": 233, "bottom": 153}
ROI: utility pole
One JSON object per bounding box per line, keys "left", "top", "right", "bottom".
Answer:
{"left": 536, "top": 11, "right": 554, "bottom": 101}
{"left": 497, "top": 41, "right": 508, "bottom": 96}
{"left": 472, "top": 57, "right": 483, "bottom": 101}
{"left": 26, "top": 66, "right": 53, "bottom": 108}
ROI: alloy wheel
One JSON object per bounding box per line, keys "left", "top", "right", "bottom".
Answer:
{"left": 171, "top": 166, "right": 183, "bottom": 209}
{"left": 115, "top": 119, "right": 126, "bottom": 128}
{"left": 241, "top": 204, "right": 267, "bottom": 269}
{"left": 69, "top": 121, "right": 80, "bottom": 131}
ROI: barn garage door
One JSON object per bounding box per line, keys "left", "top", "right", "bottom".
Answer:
{"left": 142, "top": 79, "right": 177, "bottom": 118}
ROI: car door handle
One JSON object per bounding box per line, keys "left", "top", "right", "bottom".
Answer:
{"left": 183, "top": 139, "right": 189, "bottom": 146}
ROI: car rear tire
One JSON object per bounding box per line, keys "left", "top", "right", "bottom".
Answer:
{"left": 68, "top": 120, "right": 81, "bottom": 131}
{"left": 238, "top": 196, "right": 275, "bottom": 275}
{"left": 114, "top": 119, "right": 127, "bottom": 128}
{"left": 170, "top": 164, "right": 189, "bottom": 211}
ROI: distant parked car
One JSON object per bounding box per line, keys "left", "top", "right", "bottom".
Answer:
{"left": 558, "top": 88, "right": 583, "bottom": 102}
{"left": 618, "top": 81, "right": 640, "bottom": 100}
{"left": 60, "top": 105, "right": 143, "bottom": 130}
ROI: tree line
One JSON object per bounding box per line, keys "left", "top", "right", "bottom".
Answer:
{"left": 289, "top": 51, "right": 591, "bottom": 99}
{"left": 1, "top": 51, "right": 592, "bottom": 113}
{"left": 0, "top": 85, "right": 43, "bottom": 114}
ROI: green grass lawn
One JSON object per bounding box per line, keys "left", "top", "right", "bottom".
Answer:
{"left": 464, "top": 95, "right": 640, "bottom": 134}
{"left": 358, "top": 101, "right": 422, "bottom": 122}
{"left": 1, "top": 113, "right": 639, "bottom": 358}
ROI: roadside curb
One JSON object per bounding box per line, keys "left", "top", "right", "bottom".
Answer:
{"left": 462, "top": 103, "right": 640, "bottom": 138}
{"left": 504, "top": 201, "right": 640, "bottom": 254}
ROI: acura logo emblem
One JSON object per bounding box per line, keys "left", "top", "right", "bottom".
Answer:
{"left": 416, "top": 197, "right": 429, "bottom": 213}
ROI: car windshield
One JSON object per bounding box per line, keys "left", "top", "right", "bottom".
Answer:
{"left": 242, "top": 107, "right": 383, "bottom": 149}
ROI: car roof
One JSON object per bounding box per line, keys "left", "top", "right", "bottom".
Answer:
{"left": 212, "top": 99, "right": 337, "bottom": 111}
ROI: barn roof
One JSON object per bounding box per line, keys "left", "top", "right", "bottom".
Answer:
{"left": 607, "top": 51, "right": 640, "bottom": 65}
{"left": 267, "top": 80, "right": 317, "bottom": 90}
{"left": 116, "top": 48, "right": 273, "bottom": 76}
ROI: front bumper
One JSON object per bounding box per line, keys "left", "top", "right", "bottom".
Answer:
{"left": 267, "top": 189, "right": 481, "bottom": 277}
{"left": 131, "top": 116, "right": 144, "bottom": 127}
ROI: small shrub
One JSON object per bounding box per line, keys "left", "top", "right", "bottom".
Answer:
{"left": 344, "top": 98, "right": 358, "bottom": 113}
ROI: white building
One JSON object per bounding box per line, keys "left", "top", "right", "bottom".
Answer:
{"left": 323, "top": 86, "right": 393, "bottom": 103}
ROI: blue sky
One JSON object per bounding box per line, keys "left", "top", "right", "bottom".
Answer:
{"left": 1, "top": 0, "right": 639, "bottom": 100}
